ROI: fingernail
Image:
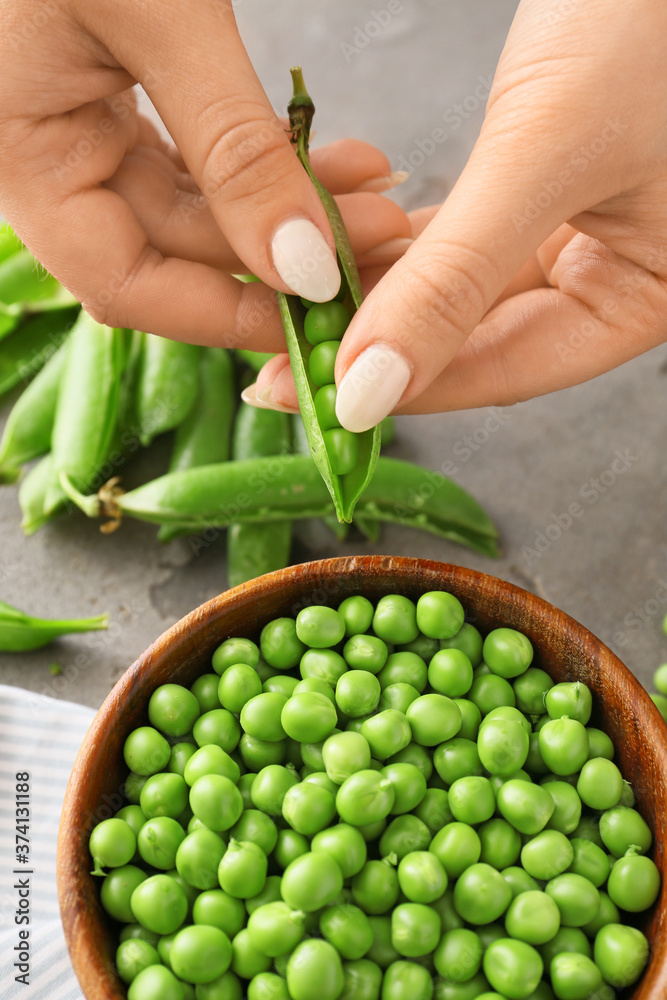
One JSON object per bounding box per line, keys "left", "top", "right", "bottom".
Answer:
{"left": 271, "top": 218, "right": 341, "bottom": 302}
{"left": 358, "top": 237, "right": 414, "bottom": 264}
{"left": 353, "top": 171, "right": 410, "bottom": 194}
{"left": 335, "top": 344, "right": 412, "bottom": 433}
{"left": 241, "top": 383, "right": 300, "bottom": 414}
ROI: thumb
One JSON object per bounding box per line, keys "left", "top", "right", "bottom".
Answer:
{"left": 82, "top": 0, "right": 340, "bottom": 302}
{"left": 333, "top": 120, "right": 594, "bottom": 430}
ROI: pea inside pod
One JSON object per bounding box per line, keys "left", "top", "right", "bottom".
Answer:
{"left": 277, "top": 67, "right": 381, "bottom": 522}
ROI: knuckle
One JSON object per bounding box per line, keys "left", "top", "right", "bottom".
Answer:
{"left": 82, "top": 245, "right": 161, "bottom": 328}
{"left": 197, "top": 103, "right": 292, "bottom": 205}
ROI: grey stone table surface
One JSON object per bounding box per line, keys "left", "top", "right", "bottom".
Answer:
{"left": 1, "top": 1, "right": 666, "bottom": 709}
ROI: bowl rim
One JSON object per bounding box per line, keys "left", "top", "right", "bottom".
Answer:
{"left": 57, "top": 555, "right": 667, "bottom": 1000}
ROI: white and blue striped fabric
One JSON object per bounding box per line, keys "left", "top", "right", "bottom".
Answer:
{"left": 0, "top": 684, "right": 95, "bottom": 999}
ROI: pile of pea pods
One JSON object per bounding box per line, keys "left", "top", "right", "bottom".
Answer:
{"left": 88, "top": 590, "right": 658, "bottom": 1000}
{"left": 0, "top": 226, "right": 500, "bottom": 585}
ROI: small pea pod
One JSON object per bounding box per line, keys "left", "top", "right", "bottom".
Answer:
{"left": 226, "top": 403, "right": 293, "bottom": 587}
{"left": 157, "top": 347, "right": 236, "bottom": 543}
{"left": 0, "top": 248, "right": 77, "bottom": 340}
{"left": 44, "top": 312, "right": 126, "bottom": 514}
{"left": 0, "top": 599, "right": 108, "bottom": 652}
{"left": 0, "top": 306, "right": 78, "bottom": 399}
{"left": 19, "top": 455, "right": 54, "bottom": 535}
{"left": 61, "top": 456, "right": 499, "bottom": 556}
{"left": 0, "top": 334, "right": 71, "bottom": 482}
{"left": 278, "top": 68, "right": 381, "bottom": 523}
{"left": 135, "top": 334, "right": 201, "bottom": 446}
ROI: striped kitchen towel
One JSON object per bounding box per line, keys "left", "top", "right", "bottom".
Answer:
{"left": 0, "top": 684, "right": 95, "bottom": 999}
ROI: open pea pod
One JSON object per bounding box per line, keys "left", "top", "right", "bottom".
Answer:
{"left": 278, "top": 68, "right": 381, "bottom": 523}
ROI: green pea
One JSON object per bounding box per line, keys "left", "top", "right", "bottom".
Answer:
{"left": 140, "top": 773, "right": 189, "bottom": 820}
{"left": 379, "top": 683, "right": 420, "bottom": 714}
{"left": 191, "top": 673, "right": 223, "bottom": 713}
{"left": 413, "top": 788, "right": 453, "bottom": 834}
{"left": 387, "top": 742, "right": 433, "bottom": 781}
{"left": 344, "top": 634, "right": 389, "bottom": 673}
{"left": 229, "top": 809, "right": 278, "bottom": 855}
{"left": 237, "top": 771, "right": 256, "bottom": 809}
{"left": 545, "top": 681, "right": 592, "bottom": 725}
{"left": 300, "top": 647, "right": 348, "bottom": 685}
{"left": 230, "top": 928, "right": 271, "bottom": 979}
{"left": 566, "top": 837, "right": 610, "bottom": 888}
{"left": 400, "top": 633, "right": 440, "bottom": 661}
{"left": 282, "top": 781, "right": 336, "bottom": 835}
{"left": 116, "top": 938, "right": 161, "bottom": 984}
{"left": 308, "top": 340, "right": 339, "bottom": 386}
{"left": 576, "top": 758, "right": 623, "bottom": 810}
{"left": 272, "top": 827, "right": 309, "bottom": 871}
{"left": 496, "top": 779, "right": 555, "bottom": 835}
{"left": 448, "top": 776, "right": 495, "bottom": 825}
{"left": 397, "top": 851, "right": 447, "bottom": 903}
{"left": 281, "top": 691, "right": 337, "bottom": 742}
{"left": 477, "top": 718, "right": 529, "bottom": 777}
{"left": 130, "top": 874, "right": 188, "bottom": 935}
{"left": 189, "top": 775, "right": 243, "bottom": 832}
{"left": 352, "top": 859, "right": 400, "bottom": 915}
{"left": 416, "top": 591, "right": 464, "bottom": 639}
{"left": 247, "top": 973, "right": 290, "bottom": 1000}
{"left": 212, "top": 637, "right": 260, "bottom": 675}
{"left": 323, "top": 731, "right": 372, "bottom": 784}
{"left": 148, "top": 684, "right": 201, "bottom": 738}
{"left": 380, "top": 815, "right": 431, "bottom": 860}
{"left": 541, "top": 780, "right": 582, "bottom": 836}
{"left": 168, "top": 743, "right": 198, "bottom": 778}
{"left": 124, "top": 727, "right": 172, "bottom": 776}
{"left": 521, "top": 830, "right": 574, "bottom": 881}
{"left": 382, "top": 960, "right": 434, "bottom": 1000}
{"left": 433, "top": 927, "right": 482, "bottom": 982}
{"left": 453, "top": 864, "right": 512, "bottom": 925}
{"left": 312, "top": 823, "right": 368, "bottom": 878}
{"left": 314, "top": 383, "right": 342, "bottom": 430}
{"left": 192, "top": 710, "right": 241, "bottom": 754}
{"left": 169, "top": 925, "right": 232, "bottom": 985}
{"left": 127, "top": 965, "right": 184, "bottom": 1000}
{"left": 538, "top": 926, "right": 591, "bottom": 968}
{"left": 391, "top": 902, "right": 441, "bottom": 957}
{"left": 240, "top": 693, "right": 288, "bottom": 742}
{"left": 607, "top": 852, "right": 660, "bottom": 912}
{"left": 137, "top": 817, "right": 186, "bottom": 870}
{"left": 304, "top": 301, "right": 350, "bottom": 345}
{"left": 338, "top": 595, "right": 375, "bottom": 637}
{"left": 319, "top": 904, "right": 374, "bottom": 960}
{"left": 430, "top": 823, "right": 481, "bottom": 878}
{"left": 281, "top": 851, "right": 343, "bottom": 912}
{"left": 217, "top": 664, "right": 262, "bottom": 714}
{"left": 550, "top": 953, "right": 602, "bottom": 1000}
{"left": 192, "top": 890, "right": 245, "bottom": 937}
{"left": 511, "top": 667, "right": 553, "bottom": 715}
{"left": 337, "top": 769, "right": 396, "bottom": 825}
{"left": 373, "top": 595, "right": 419, "bottom": 645}
{"left": 439, "top": 622, "right": 484, "bottom": 668}
{"left": 482, "top": 939, "right": 543, "bottom": 998}
{"left": 572, "top": 815, "right": 604, "bottom": 850}
{"left": 585, "top": 727, "right": 614, "bottom": 760}
{"left": 453, "top": 698, "right": 482, "bottom": 741}
{"left": 296, "top": 605, "right": 346, "bottom": 648}
{"left": 380, "top": 762, "right": 427, "bottom": 815}
{"left": 360, "top": 711, "right": 412, "bottom": 760}
{"left": 89, "top": 817, "right": 136, "bottom": 872}
{"left": 218, "top": 840, "right": 267, "bottom": 898}
{"left": 538, "top": 719, "right": 589, "bottom": 776}
{"left": 500, "top": 866, "right": 540, "bottom": 899}
{"left": 478, "top": 818, "right": 521, "bottom": 870}
{"left": 468, "top": 674, "right": 516, "bottom": 715}
{"left": 250, "top": 764, "right": 299, "bottom": 815}
{"left": 598, "top": 805, "right": 652, "bottom": 857}
{"left": 337, "top": 671, "right": 381, "bottom": 718}
{"left": 246, "top": 901, "right": 305, "bottom": 957}
{"left": 184, "top": 745, "right": 240, "bottom": 787}
{"left": 427, "top": 648, "right": 473, "bottom": 698}
{"left": 245, "top": 874, "right": 283, "bottom": 915}
{"left": 100, "top": 865, "right": 148, "bottom": 923}
{"left": 378, "top": 652, "right": 428, "bottom": 692}
{"left": 366, "top": 915, "right": 401, "bottom": 969}
{"left": 406, "top": 694, "right": 461, "bottom": 747}
{"left": 239, "top": 733, "right": 286, "bottom": 770}
{"left": 545, "top": 873, "right": 600, "bottom": 927}
{"left": 260, "top": 618, "right": 305, "bottom": 670}
{"left": 324, "top": 427, "right": 360, "bottom": 475}
{"left": 115, "top": 805, "right": 147, "bottom": 839}
{"left": 287, "top": 939, "right": 344, "bottom": 1000}
{"left": 483, "top": 628, "right": 533, "bottom": 678}
{"left": 339, "top": 959, "right": 383, "bottom": 1000}
{"left": 593, "top": 922, "right": 649, "bottom": 988}
{"left": 581, "top": 891, "right": 620, "bottom": 937}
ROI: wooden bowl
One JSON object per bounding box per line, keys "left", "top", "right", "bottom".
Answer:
{"left": 57, "top": 556, "right": 667, "bottom": 999}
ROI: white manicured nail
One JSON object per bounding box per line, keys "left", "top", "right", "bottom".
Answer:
{"left": 241, "top": 384, "right": 299, "bottom": 414}
{"left": 271, "top": 218, "right": 341, "bottom": 302}
{"left": 353, "top": 171, "right": 410, "bottom": 193}
{"left": 335, "top": 345, "right": 412, "bottom": 433}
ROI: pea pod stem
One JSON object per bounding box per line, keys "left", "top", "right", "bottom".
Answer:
{"left": 0, "top": 600, "right": 108, "bottom": 652}
{"left": 60, "top": 456, "right": 499, "bottom": 556}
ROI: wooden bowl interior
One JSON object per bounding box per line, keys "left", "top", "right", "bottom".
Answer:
{"left": 57, "top": 556, "right": 667, "bottom": 999}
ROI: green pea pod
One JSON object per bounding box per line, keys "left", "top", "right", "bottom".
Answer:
{"left": 278, "top": 68, "right": 381, "bottom": 524}
{"left": 135, "top": 334, "right": 201, "bottom": 446}
{"left": 0, "top": 334, "right": 73, "bottom": 482}
{"left": 157, "top": 347, "right": 236, "bottom": 543}
{"left": 0, "top": 599, "right": 108, "bottom": 651}
{"left": 0, "top": 248, "right": 77, "bottom": 340}
{"left": 19, "top": 455, "right": 54, "bottom": 535}
{"left": 0, "top": 306, "right": 78, "bottom": 400}
{"left": 292, "top": 414, "right": 348, "bottom": 542}
{"left": 44, "top": 312, "right": 126, "bottom": 514}
{"left": 226, "top": 403, "right": 293, "bottom": 587}
{"left": 0, "top": 222, "right": 23, "bottom": 264}
{"left": 61, "top": 456, "right": 499, "bottom": 556}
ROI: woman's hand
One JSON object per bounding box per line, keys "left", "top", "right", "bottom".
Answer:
{"left": 0, "top": 0, "right": 410, "bottom": 348}
{"left": 254, "top": 0, "right": 667, "bottom": 427}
